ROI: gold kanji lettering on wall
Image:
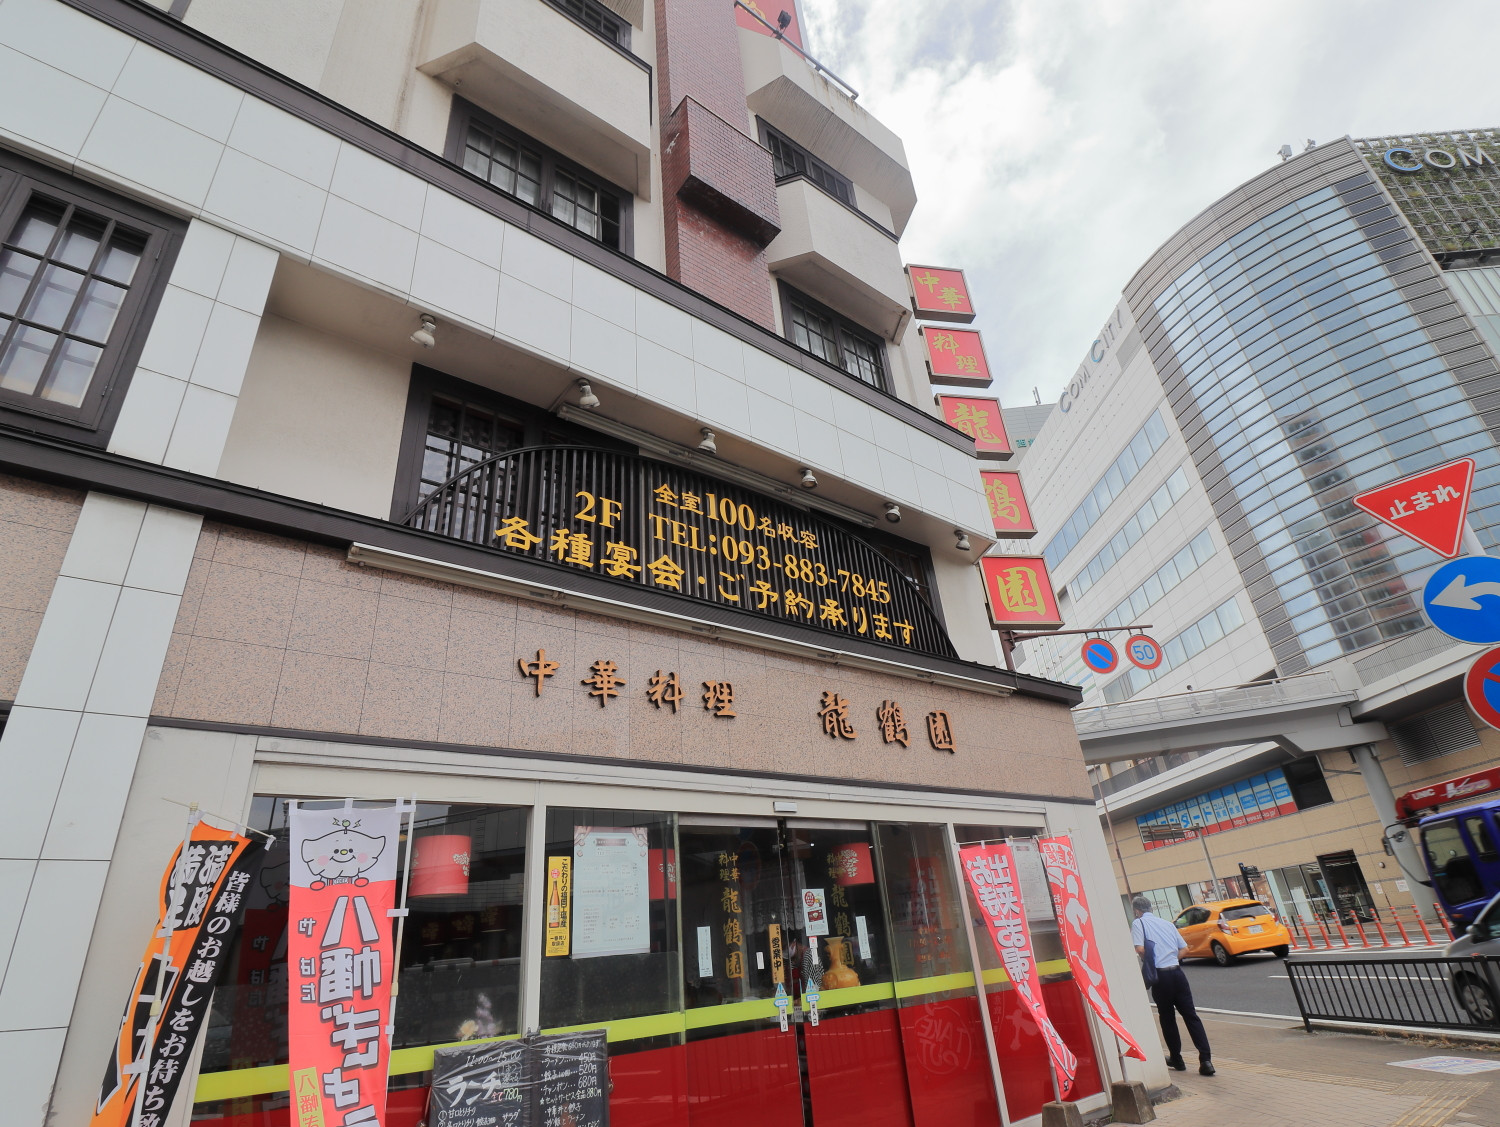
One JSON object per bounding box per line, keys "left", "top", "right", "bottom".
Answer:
{"left": 582, "top": 660, "right": 626, "bottom": 706}
{"left": 819, "top": 691, "right": 858, "bottom": 740}
{"left": 876, "top": 700, "right": 910, "bottom": 747}
{"left": 646, "top": 670, "right": 684, "bottom": 712}
{"left": 703, "top": 681, "right": 736, "bottom": 718}
{"left": 517, "top": 649, "right": 559, "bottom": 696}
{"left": 495, "top": 516, "right": 543, "bottom": 550}
{"left": 927, "top": 710, "right": 955, "bottom": 753}
{"left": 986, "top": 477, "right": 1021, "bottom": 525}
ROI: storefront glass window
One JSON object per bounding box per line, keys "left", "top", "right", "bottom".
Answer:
{"left": 194, "top": 797, "right": 529, "bottom": 1120}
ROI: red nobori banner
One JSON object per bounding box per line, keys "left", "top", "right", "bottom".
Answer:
{"left": 93, "top": 821, "right": 262, "bottom": 1127}
{"left": 1037, "top": 835, "right": 1147, "bottom": 1061}
{"left": 959, "top": 842, "right": 1077, "bottom": 1097}
{"left": 289, "top": 802, "right": 406, "bottom": 1127}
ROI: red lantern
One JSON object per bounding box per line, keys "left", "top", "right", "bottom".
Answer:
{"left": 410, "top": 834, "right": 471, "bottom": 897}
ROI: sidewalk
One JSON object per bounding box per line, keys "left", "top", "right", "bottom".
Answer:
{"left": 1143, "top": 1013, "right": 1500, "bottom": 1126}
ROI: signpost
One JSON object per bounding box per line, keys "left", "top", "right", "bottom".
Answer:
{"left": 1080, "top": 638, "right": 1118, "bottom": 674}
{"left": 1352, "top": 457, "right": 1476, "bottom": 558}
{"left": 1423, "top": 556, "right": 1500, "bottom": 644}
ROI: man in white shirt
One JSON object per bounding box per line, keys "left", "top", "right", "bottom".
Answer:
{"left": 1131, "top": 896, "right": 1215, "bottom": 1076}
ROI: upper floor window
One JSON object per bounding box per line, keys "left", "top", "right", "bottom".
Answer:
{"left": 0, "top": 148, "right": 178, "bottom": 436}
{"left": 780, "top": 283, "right": 888, "bottom": 390}
{"left": 543, "top": 0, "right": 631, "bottom": 49}
{"left": 450, "top": 100, "right": 628, "bottom": 251}
{"left": 759, "top": 122, "right": 854, "bottom": 208}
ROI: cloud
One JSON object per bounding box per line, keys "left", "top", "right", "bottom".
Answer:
{"left": 798, "top": 0, "right": 1500, "bottom": 406}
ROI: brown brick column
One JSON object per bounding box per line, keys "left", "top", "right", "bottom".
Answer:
{"left": 655, "top": 0, "right": 780, "bottom": 328}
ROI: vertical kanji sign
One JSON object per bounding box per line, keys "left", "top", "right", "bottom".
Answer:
{"left": 289, "top": 802, "right": 404, "bottom": 1127}
{"left": 92, "top": 821, "right": 262, "bottom": 1127}
{"left": 959, "top": 842, "right": 1077, "bottom": 1098}
{"left": 1037, "top": 835, "right": 1147, "bottom": 1061}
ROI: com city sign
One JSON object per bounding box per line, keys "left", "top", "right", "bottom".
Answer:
{"left": 1383, "top": 143, "right": 1493, "bottom": 173}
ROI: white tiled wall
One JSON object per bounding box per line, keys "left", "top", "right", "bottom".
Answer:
{"left": 0, "top": 0, "right": 990, "bottom": 534}
{"left": 0, "top": 493, "right": 203, "bottom": 1121}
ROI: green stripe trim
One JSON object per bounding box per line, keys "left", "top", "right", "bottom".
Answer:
{"left": 195, "top": 1063, "right": 288, "bottom": 1102}
{"left": 802, "top": 981, "right": 895, "bottom": 1011}
{"left": 685, "top": 997, "right": 782, "bottom": 1028}
{"left": 538, "top": 1011, "right": 685, "bottom": 1042}
{"left": 893, "top": 972, "right": 976, "bottom": 999}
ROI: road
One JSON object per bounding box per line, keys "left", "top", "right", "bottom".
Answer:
{"left": 1176, "top": 943, "right": 1452, "bottom": 1018}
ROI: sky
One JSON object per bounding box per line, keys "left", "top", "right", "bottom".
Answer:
{"left": 797, "top": 0, "right": 1500, "bottom": 408}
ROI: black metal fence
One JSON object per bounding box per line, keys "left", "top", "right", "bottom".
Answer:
{"left": 1286, "top": 955, "right": 1500, "bottom": 1032}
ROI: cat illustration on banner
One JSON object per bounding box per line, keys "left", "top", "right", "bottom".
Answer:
{"left": 300, "top": 817, "right": 386, "bottom": 889}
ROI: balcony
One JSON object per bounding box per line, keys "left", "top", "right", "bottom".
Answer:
{"left": 739, "top": 27, "right": 916, "bottom": 233}
{"left": 766, "top": 177, "right": 908, "bottom": 339}
{"left": 420, "top": 0, "right": 652, "bottom": 195}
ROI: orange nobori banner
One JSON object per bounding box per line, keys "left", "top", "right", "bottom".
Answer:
{"left": 288, "top": 801, "right": 406, "bottom": 1127}
{"left": 959, "top": 842, "right": 1077, "bottom": 1098}
{"left": 93, "top": 821, "right": 262, "bottom": 1127}
{"left": 1038, "top": 835, "right": 1147, "bottom": 1061}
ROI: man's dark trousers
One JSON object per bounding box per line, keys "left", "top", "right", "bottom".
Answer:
{"left": 1150, "top": 966, "right": 1211, "bottom": 1062}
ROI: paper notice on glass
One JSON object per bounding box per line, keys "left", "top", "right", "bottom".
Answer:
{"left": 572, "top": 826, "right": 650, "bottom": 958}
{"left": 801, "top": 888, "right": 830, "bottom": 936}
{"left": 1009, "top": 838, "right": 1056, "bottom": 921}
{"left": 854, "top": 915, "right": 871, "bottom": 960}
{"left": 697, "top": 926, "right": 713, "bottom": 978}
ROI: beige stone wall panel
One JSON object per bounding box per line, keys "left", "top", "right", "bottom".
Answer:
{"left": 0, "top": 474, "right": 85, "bottom": 700}
{"left": 153, "top": 522, "right": 1091, "bottom": 797}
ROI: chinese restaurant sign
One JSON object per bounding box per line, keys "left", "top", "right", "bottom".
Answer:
{"left": 288, "top": 801, "right": 405, "bottom": 1127}
{"left": 920, "top": 327, "right": 992, "bottom": 387}
{"left": 959, "top": 842, "right": 1077, "bottom": 1097}
{"left": 938, "top": 395, "right": 1011, "bottom": 456}
{"left": 906, "top": 264, "right": 976, "bottom": 323}
{"left": 735, "top": 0, "right": 804, "bottom": 47}
{"left": 981, "top": 472, "right": 1036, "bottom": 538}
{"left": 93, "top": 822, "right": 261, "bottom": 1127}
{"left": 410, "top": 447, "right": 954, "bottom": 659}
{"left": 1038, "top": 835, "right": 1146, "bottom": 1061}
{"left": 979, "top": 555, "right": 1063, "bottom": 629}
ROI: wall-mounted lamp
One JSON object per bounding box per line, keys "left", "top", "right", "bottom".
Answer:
{"left": 883, "top": 502, "right": 901, "bottom": 524}
{"left": 697, "top": 428, "right": 717, "bottom": 454}
{"left": 576, "top": 379, "right": 600, "bottom": 409}
{"left": 954, "top": 529, "right": 971, "bottom": 551}
{"left": 799, "top": 467, "right": 817, "bottom": 489}
{"left": 410, "top": 313, "right": 437, "bottom": 349}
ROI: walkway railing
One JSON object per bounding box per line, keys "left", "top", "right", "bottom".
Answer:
{"left": 1286, "top": 954, "right": 1500, "bottom": 1033}
{"left": 1073, "top": 670, "right": 1349, "bottom": 734}
{"left": 1283, "top": 905, "right": 1453, "bottom": 951}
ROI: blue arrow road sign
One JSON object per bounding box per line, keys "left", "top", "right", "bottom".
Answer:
{"left": 1424, "top": 555, "right": 1500, "bottom": 644}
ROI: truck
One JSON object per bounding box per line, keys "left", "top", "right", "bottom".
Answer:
{"left": 1397, "top": 767, "right": 1500, "bottom": 928}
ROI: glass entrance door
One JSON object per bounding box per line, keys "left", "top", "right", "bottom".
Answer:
{"left": 678, "top": 819, "right": 914, "bottom": 1127}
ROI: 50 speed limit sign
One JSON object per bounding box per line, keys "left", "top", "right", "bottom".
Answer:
{"left": 1124, "top": 634, "right": 1163, "bottom": 670}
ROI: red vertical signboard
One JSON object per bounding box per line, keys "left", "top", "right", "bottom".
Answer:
{"left": 1037, "top": 835, "right": 1147, "bottom": 1061}
{"left": 289, "top": 802, "right": 405, "bottom": 1127}
{"left": 959, "top": 842, "right": 1077, "bottom": 1098}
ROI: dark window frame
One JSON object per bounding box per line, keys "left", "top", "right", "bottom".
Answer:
{"left": 541, "top": 0, "right": 632, "bottom": 52}
{"left": 0, "top": 146, "right": 183, "bottom": 443}
{"left": 777, "top": 282, "right": 890, "bottom": 392}
{"left": 758, "top": 120, "right": 854, "bottom": 207}
{"left": 391, "top": 365, "right": 629, "bottom": 521}
{"left": 445, "top": 98, "right": 633, "bottom": 255}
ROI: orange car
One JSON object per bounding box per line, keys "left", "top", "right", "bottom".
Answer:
{"left": 1171, "top": 899, "right": 1292, "bottom": 965}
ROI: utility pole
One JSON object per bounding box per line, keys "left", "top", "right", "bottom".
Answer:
{"left": 1092, "top": 769, "right": 1134, "bottom": 895}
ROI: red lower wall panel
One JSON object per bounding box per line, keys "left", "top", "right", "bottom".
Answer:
{"left": 985, "top": 982, "right": 1104, "bottom": 1122}
{"left": 897, "top": 997, "right": 1001, "bottom": 1127}
{"left": 804, "top": 1008, "right": 914, "bottom": 1127}
{"left": 610, "top": 1043, "right": 688, "bottom": 1127}
{"left": 686, "top": 1027, "right": 802, "bottom": 1127}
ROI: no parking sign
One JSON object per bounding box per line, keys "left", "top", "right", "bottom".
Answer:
{"left": 1080, "top": 638, "right": 1118, "bottom": 674}
{"left": 1465, "top": 646, "right": 1500, "bottom": 731}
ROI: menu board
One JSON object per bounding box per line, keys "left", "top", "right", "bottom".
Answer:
{"left": 431, "top": 1040, "right": 530, "bottom": 1127}
{"left": 572, "top": 827, "right": 650, "bottom": 958}
{"left": 1007, "top": 838, "right": 1056, "bottom": 921}
{"left": 431, "top": 1032, "right": 608, "bottom": 1127}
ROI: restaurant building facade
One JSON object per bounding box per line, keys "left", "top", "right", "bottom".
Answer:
{"left": 0, "top": 0, "right": 1160, "bottom": 1124}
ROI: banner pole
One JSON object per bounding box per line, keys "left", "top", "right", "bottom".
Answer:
{"left": 385, "top": 797, "right": 418, "bottom": 1050}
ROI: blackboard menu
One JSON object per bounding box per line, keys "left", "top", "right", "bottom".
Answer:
{"left": 431, "top": 1031, "right": 608, "bottom": 1127}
